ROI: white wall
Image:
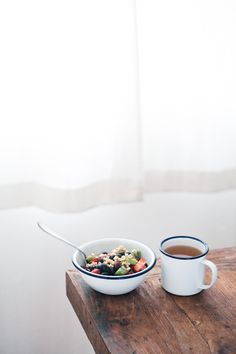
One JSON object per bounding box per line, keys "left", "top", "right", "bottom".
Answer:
{"left": 1, "top": 192, "right": 236, "bottom": 354}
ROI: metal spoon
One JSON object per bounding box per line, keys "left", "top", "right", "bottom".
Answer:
{"left": 37, "top": 222, "right": 87, "bottom": 267}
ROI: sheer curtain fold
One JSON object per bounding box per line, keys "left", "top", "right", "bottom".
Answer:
{"left": 138, "top": 0, "right": 236, "bottom": 192}
{"left": 0, "top": 0, "right": 142, "bottom": 212}
{"left": 0, "top": 0, "right": 236, "bottom": 212}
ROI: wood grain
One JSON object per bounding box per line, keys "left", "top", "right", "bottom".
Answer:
{"left": 66, "top": 247, "right": 236, "bottom": 354}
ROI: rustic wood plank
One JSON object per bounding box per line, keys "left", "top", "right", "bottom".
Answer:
{"left": 66, "top": 247, "right": 236, "bottom": 354}
{"left": 66, "top": 272, "right": 111, "bottom": 354}
{"left": 172, "top": 248, "right": 236, "bottom": 354}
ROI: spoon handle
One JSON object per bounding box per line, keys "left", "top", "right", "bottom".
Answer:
{"left": 37, "top": 222, "right": 86, "bottom": 258}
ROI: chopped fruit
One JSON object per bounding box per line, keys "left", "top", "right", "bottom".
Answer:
{"left": 115, "top": 266, "right": 129, "bottom": 276}
{"left": 125, "top": 256, "right": 138, "bottom": 265}
{"left": 133, "top": 258, "right": 147, "bottom": 273}
{"left": 91, "top": 269, "right": 101, "bottom": 274}
{"left": 86, "top": 255, "right": 94, "bottom": 263}
{"left": 113, "top": 261, "right": 122, "bottom": 271}
{"left": 84, "top": 246, "right": 148, "bottom": 277}
{"left": 132, "top": 249, "right": 142, "bottom": 260}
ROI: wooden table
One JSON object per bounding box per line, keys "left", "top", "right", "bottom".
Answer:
{"left": 66, "top": 247, "right": 236, "bottom": 354}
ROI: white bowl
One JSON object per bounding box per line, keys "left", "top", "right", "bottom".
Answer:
{"left": 72, "top": 238, "right": 156, "bottom": 295}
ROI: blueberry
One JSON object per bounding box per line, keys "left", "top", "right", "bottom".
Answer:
{"left": 100, "top": 264, "right": 111, "bottom": 274}
{"left": 109, "top": 266, "right": 115, "bottom": 275}
{"left": 114, "top": 261, "right": 122, "bottom": 271}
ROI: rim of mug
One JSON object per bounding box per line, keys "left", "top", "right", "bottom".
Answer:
{"left": 160, "top": 235, "right": 209, "bottom": 260}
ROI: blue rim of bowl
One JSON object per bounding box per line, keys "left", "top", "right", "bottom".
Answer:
{"left": 72, "top": 248, "right": 157, "bottom": 280}
{"left": 160, "top": 235, "right": 209, "bottom": 260}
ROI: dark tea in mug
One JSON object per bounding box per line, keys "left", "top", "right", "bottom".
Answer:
{"left": 164, "top": 245, "right": 203, "bottom": 258}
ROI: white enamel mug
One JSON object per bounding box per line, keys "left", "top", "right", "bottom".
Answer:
{"left": 160, "top": 236, "right": 217, "bottom": 296}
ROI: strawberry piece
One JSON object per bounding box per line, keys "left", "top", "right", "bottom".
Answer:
{"left": 91, "top": 268, "right": 101, "bottom": 274}
{"left": 133, "top": 258, "right": 147, "bottom": 273}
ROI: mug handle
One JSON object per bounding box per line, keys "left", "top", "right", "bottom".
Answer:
{"left": 199, "top": 259, "right": 218, "bottom": 290}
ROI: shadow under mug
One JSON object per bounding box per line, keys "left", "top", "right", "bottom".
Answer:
{"left": 160, "top": 236, "right": 218, "bottom": 296}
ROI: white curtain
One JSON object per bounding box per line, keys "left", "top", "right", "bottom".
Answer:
{"left": 138, "top": 0, "right": 236, "bottom": 193}
{"left": 1, "top": 0, "right": 236, "bottom": 212}
{"left": 0, "top": 0, "right": 142, "bottom": 212}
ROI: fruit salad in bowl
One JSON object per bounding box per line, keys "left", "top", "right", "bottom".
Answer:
{"left": 72, "top": 238, "right": 156, "bottom": 295}
{"left": 85, "top": 245, "right": 148, "bottom": 276}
